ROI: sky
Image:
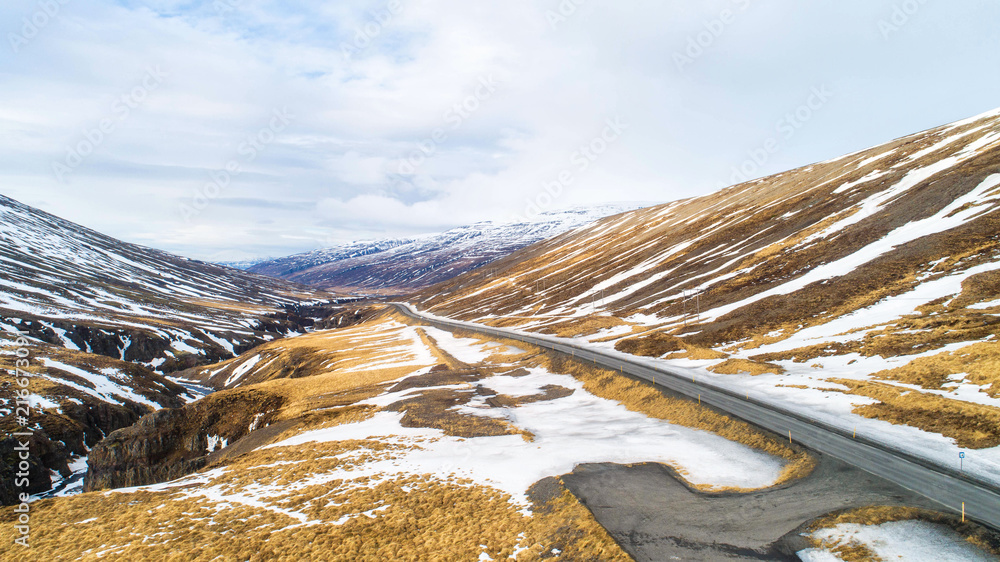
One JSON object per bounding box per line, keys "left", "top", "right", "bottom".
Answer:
{"left": 1, "top": 0, "right": 998, "bottom": 262}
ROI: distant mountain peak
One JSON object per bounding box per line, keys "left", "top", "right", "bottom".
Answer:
{"left": 249, "top": 203, "right": 650, "bottom": 293}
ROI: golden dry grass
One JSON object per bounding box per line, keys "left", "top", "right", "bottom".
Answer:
{"left": 2, "top": 309, "right": 832, "bottom": 560}
{"left": 665, "top": 346, "right": 729, "bottom": 361}
{"left": 544, "top": 316, "right": 630, "bottom": 338}
{"left": 193, "top": 309, "right": 440, "bottom": 389}
{"left": 386, "top": 387, "right": 534, "bottom": 441}
{"left": 0, "top": 441, "right": 629, "bottom": 561}
{"left": 525, "top": 352, "right": 815, "bottom": 489}
{"left": 708, "top": 358, "right": 785, "bottom": 377}
{"left": 180, "top": 298, "right": 276, "bottom": 315}
{"left": 615, "top": 331, "right": 728, "bottom": 360}
{"left": 832, "top": 379, "right": 1000, "bottom": 449}
{"left": 807, "top": 505, "right": 1000, "bottom": 559}
{"left": 869, "top": 341, "right": 1000, "bottom": 398}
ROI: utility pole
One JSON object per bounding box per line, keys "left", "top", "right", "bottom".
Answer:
{"left": 683, "top": 291, "right": 687, "bottom": 328}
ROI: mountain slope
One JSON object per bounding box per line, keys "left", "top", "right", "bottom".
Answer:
{"left": 249, "top": 205, "right": 647, "bottom": 294}
{"left": 0, "top": 194, "right": 335, "bottom": 503}
{"left": 36, "top": 309, "right": 808, "bottom": 559}
{"left": 0, "top": 194, "right": 333, "bottom": 370}
{"left": 414, "top": 107, "right": 1000, "bottom": 459}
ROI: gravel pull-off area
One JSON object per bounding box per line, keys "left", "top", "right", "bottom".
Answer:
{"left": 561, "top": 454, "right": 949, "bottom": 561}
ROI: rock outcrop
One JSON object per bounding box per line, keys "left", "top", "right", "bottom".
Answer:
{"left": 84, "top": 388, "right": 284, "bottom": 491}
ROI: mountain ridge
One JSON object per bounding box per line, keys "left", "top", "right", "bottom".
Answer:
{"left": 0, "top": 193, "right": 337, "bottom": 501}
{"left": 248, "top": 204, "right": 651, "bottom": 294}
{"left": 412, "top": 106, "right": 1000, "bottom": 465}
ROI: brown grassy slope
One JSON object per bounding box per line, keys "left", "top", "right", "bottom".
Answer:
{"left": 6, "top": 309, "right": 826, "bottom": 559}
{"left": 522, "top": 350, "right": 815, "bottom": 489}
{"left": 85, "top": 310, "right": 441, "bottom": 490}
{"left": 414, "top": 111, "right": 1000, "bottom": 357}
{"left": 407, "top": 112, "right": 1000, "bottom": 450}
{"left": 183, "top": 307, "right": 421, "bottom": 390}
{"left": 1, "top": 466, "right": 631, "bottom": 561}
{"left": 1, "top": 314, "right": 647, "bottom": 561}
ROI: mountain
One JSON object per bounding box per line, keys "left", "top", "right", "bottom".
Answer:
{"left": 7, "top": 113, "right": 1000, "bottom": 559}
{"left": 0, "top": 193, "right": 336, "bottom": 502}
{"left": 414, "top": 107, "right": 1000, "bottom": 455}
{"left": 70, "top": 308, "right": 810, "bottom": 560}
{"left": 248, "top": 204, "right": 649, "bottom": 294}
{"left": 215, "top": 258, "right": 274, "bottom": 270}
{"left": 0, "top": 194, "right": 334, "bottom": 371}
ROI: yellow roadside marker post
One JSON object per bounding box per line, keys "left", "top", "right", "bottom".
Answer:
{"left": 962, "top": 502, "right": 966, "bottom": 523}
{"left": 789, "top": 431, "right": 793, "bottom": 445}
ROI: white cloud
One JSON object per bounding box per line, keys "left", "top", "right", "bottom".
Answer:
{"left": 0, "top": 0, "right": 998, "bottom": 260}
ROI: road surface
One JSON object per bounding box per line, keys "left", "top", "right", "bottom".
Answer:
{"left": 392, "top": 303, "right": 1000, "bottom": 531}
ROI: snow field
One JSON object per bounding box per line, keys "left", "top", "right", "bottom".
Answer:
{"left": 797, "top": 520, "right": 994, "bottom": 562}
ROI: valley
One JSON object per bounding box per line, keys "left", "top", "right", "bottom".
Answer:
{"left": 3, "top": 107, "right": 1000, "bottom": 560}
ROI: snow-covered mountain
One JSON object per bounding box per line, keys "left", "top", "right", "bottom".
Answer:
{"left": 215, "top": 258, "right": 273, "bottom": 271}
{"left": 248, "top": 204, "right": 649, "bottom": 293}
{"left": 0, "top": 193, "right": 339, "bottom": 502}
{"left": 415, "top": 107, "right": 1000, "bottom": 456}
{"left": 0, "top": 193, "right": 334, "bottom": 369}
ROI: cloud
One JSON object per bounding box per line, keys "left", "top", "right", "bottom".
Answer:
{"left": 317, "top": 194, "right": 453, "bottom": 231}
{"left": 0, "top": 0, "right": 998, "bottom": 260}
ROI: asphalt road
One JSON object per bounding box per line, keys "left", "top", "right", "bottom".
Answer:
{"left": 392, "top": 303, "right": 1000, "bottom": 531}
{"left": 561, "top": 457, "right": 943, "bottom": 560}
